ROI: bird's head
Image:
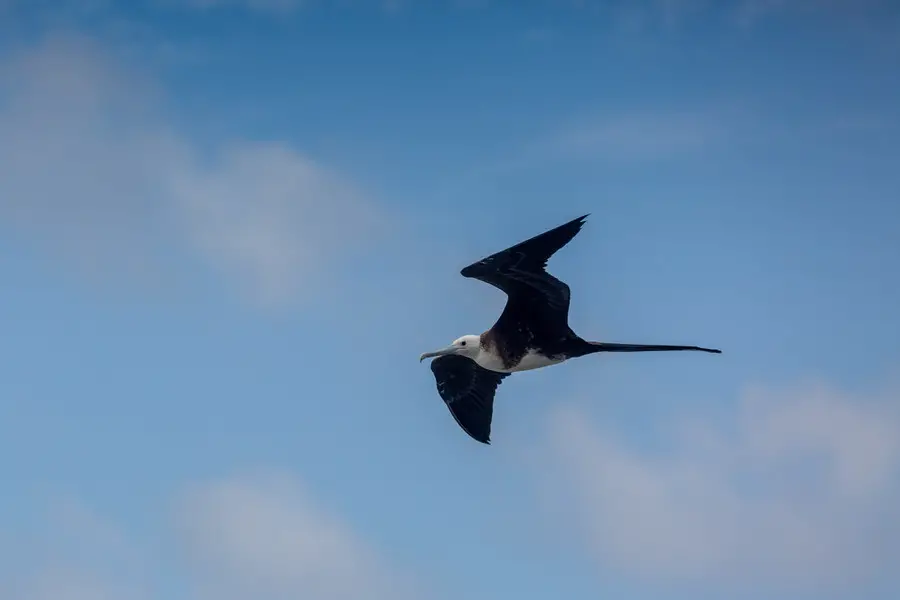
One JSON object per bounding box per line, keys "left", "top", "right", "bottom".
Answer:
{"left": 419, "top": 334, "right": 481, "bottom": 362}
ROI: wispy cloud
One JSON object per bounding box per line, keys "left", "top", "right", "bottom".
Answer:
{"left": 4, "top": 497, "right": 150, "bottom": 600}
{"left": 172, "top": 142, "right": 379, "bottom": 307}
{"left": 441, "top": 106, "right": 739, "bottom": 193}
{"left": 536, "top": 0, "right": 899, "bottom": 32}
{"left": 5, "top": 471, "right": 422, "bottom": 600}
{"left": 169, "top": 0, "right": 305, "bottom": 14}
{"left": 160, "top": 0, "right": 410, "bottom": 15}
{"left": 733, "top": 0, "right": 898, "bottom": 26}
{"left": 540, "top": 373, "right": 900, "bottom": 592}
{"left": 177, "top": 471, "right": 421, "bottom": 600}
{"left": 0, "top": 33, "right": 380, "bottom": 308}
{"left": 540, "top": 110, "right": 732, "bottom": 162}
{"left": 472, "top": 97, "right": 890, "bottom": 183}
{"left": 11, "top": 570, "right": 144, "bottom": 600}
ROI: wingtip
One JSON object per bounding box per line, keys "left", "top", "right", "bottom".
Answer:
{"left": 557, "top": 214, "right": 590, "bottom": 229}
{"left": 570, "top": 213, "right": 590, "bottom": 231}
{"left": 472, "top": 433, "right": 491, "bottom": 445}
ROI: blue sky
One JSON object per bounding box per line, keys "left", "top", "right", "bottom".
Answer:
{"left": 1, "top": 1, "right": 899, "bottom": 600}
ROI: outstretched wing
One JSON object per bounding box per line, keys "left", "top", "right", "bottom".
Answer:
{"left": 460, "top": 214, "right": 588, "bottom": 337}
{"left": 429, "top": 354, "right": 509, "bottom": 445}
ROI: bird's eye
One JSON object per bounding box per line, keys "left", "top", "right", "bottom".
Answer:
{"left": 460, "top": 340, "right": 467, "bottom": 346}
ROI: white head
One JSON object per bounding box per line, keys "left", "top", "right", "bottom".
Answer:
{"left": 419, "top": 334, "right": 481, "bottom": 362}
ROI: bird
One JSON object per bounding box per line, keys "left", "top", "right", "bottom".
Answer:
{"left": 419, "top": 214, "right": 721, "bottom": 445}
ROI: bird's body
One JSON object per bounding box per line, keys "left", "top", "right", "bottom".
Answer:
{"left": 420, "top": 214, "right": 721, "bottom": 444}
{"left": 489, "top": 348, "right": 566, "bottom": 373}
{"left": 472, "top": 338, "right": 566, "bottom": 373}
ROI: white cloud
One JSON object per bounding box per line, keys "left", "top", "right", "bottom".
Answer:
{"left": 172, "top": 142, "right": 377, "bottom": 307}
{"left": 162, "top": 0, "right": 412, "bottom": 15}
{"left": 733, "top": 0, "right": 896, "bottom": 25}
{"left": 0, "top": 33, "right": 378, "bottom": 308}
{"left": 458, "top": 108, "right": 737, "bottom": 183}
{"left": 12, "top": 569, "right": 142, "bottom": 600}
{"left": 4, "top": 472, "right": 419, "bottom": 600}
{"left": 3, "top": 497, "right": 149, "bottom": 600}
{"left": 486, "top": 107, "right": 747, "bottom": 177}
{"left": 544, "top": 111, "right": 729, "bottom": 161}
{"left": 176, "top": 471, "right": 418, "bottom": 600}
{"left": 534, "top": 0, "right": 897, "bottom": 31}
{"left": 542, "top": 374, "right": 900, "bottom": 592}
{"left": 172, "top": 0, "right": 305, "bottom": 14}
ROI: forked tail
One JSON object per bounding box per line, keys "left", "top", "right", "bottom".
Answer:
{"left": 584, "top": 341, "right": 722, "bottom": 355}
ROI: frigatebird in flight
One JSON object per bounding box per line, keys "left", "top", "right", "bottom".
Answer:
{"left": 419, "top": 214, "right": 721, "bottom": 445}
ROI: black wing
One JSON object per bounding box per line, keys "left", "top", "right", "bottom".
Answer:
{"left": 460, "top": 214, "right": 589, "bottom": 340}
{"left": 429, "top": 354, "right": 509, "bottom": 445}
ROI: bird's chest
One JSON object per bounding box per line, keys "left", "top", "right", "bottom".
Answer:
{"left": 511, "top": 349, "right": 566, "bottom": 372}
{"left": 474, "top": 349, "right": 511, "bottom": 373}
{"left": 475, "top": 347, "right": 564, "bottom": 373}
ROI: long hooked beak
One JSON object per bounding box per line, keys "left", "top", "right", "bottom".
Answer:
{"left": 419, "top": 346, "right": 457, "bottom": 362}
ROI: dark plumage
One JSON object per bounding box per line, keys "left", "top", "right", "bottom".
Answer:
{"left": 430, "top": 354, "right": 508, "bottom": 444}
{"left": 463, "top": 214, "right": 587, "bottom": 370}
{"left": 420, "top": 214, "right": 721, "bottom": 445}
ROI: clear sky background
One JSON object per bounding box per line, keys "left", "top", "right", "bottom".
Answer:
{"left": 1, "top": 1, "right": 899, "bottom": 600}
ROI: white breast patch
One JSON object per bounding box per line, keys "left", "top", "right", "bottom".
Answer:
{"left": 475, "top": 348, "right": 566, "bottom": 373}
{"left": 513, "top": 349, "right": 566, "bottom": 372}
